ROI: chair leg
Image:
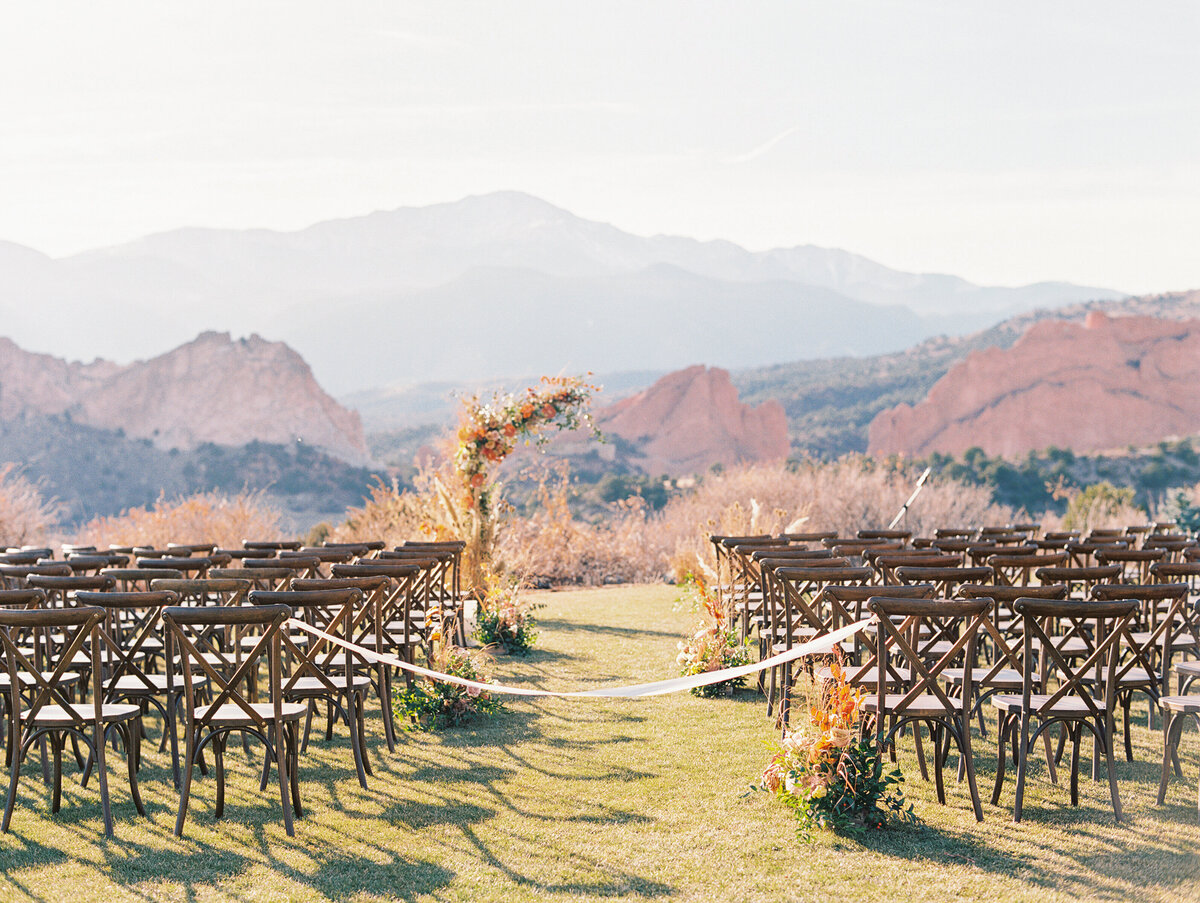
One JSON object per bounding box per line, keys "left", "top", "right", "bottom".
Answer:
{"left": 2, "top": 734, "right": 24, "bottom": 832}
{"left": 214, "top": 735, "right": 226, "bottom": 820}
{"left": 125, "top": 723, "right": 146, "bottom": 818}
{"left": 95, "top": 727, "right": 113, "bottom": 838}
{"left": 51, "top": 734, "right": 63, "bottom": 814}
{"left": 1158, "top": 710, "right": 1180, "bottom": 805}
{"left": 1013, "top": 713, "right": 1031, "bottom": 823}
{"left": 1069, "top": 723, "right": 1081, "bottom": 807}
{"left": 175, "top": 732, "right": 197, "bottom": 837}
{"left": 347, "top": 694, "right": 368, "bottom": 790}
{"left": 930, "top": 722, "right": 946, "bottom": 805}
{"left": 991, "top": 714, "right": 1009, "bottom": 806}
{"left": 1102, "top": 715, "right": 1123, "bottom": 823}
{"left": 957, "top": 719, "right": 984, "bottom": 822}
{"left": 275, "top": 722, "right": 294, "bottom": 836}
{"left": 288, "top": 725, "right": 303, "bottom": 818}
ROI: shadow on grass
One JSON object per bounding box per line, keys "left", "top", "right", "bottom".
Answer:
{"left": 537, "top": 618, "right": 681, "bottom": 640}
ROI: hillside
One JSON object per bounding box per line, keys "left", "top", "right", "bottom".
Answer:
{"left": 734, "top": 289, "right": 1200, "bottom": 458}
{"left": 0, "top": 415, "right": 381, "bottom": 529}
{"left": 870, "top": 312, "right": 1200, "bottom": 457}
{"left": 0, "top": 332, "right": 368, "bottom": 464}
{"left": 0, "top": 193, "right": 1119, "bottom": 394}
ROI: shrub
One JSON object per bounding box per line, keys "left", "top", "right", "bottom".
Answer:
{"left": 674, "top": 575, "right": 753, "bottom": 697}
{"left": 758, "top": 659, "right": 917, "bottom": 841}
{"left": 74, "top": 489, "right": 283, "bottom": 549}
{"left": 0, "top": 463, "right": 62, "bottom": 547}
{"left": 1061, "top": 482, "right": 1145, "bottom": 532}
{"left": 393, "top": 645, "right": 503, "bottom": 730}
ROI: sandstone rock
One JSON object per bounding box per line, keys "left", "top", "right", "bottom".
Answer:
{"left": 868, "top": 313, "right": 1200, "bottom": 458}
{"left": 0, "top": 331, "right": 369, "bottom": 464}
{"left": 592, "top": 365, "right": 789, "bottom": 476}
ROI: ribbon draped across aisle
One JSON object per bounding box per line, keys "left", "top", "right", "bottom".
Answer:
{"left": 287, "top": 616, "right": 875, "bottom": 699}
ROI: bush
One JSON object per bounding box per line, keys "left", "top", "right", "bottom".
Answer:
{"left": 74, "top": 489, "right": 284, "bottom": 549}
{"left": 1062, "top": 482, "right": 1145, "bottom": 532}
{"left": 0, "top": 463, "right": 62, "bottom": 546}
{"left": 393, "top": 645, "right": 503, "bottom": 730}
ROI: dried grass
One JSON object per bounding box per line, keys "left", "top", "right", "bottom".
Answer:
{"left": 74, "top": 489, "right": 284, "bottom": 549}
{"left": 0, "top": 463, "right": 62, "bottom": 547}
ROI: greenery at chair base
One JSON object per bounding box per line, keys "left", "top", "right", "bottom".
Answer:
{"left": 472, "top": 573, "right": 541, "bottom": 656}
{"left": 758, "top": 659, "right": 918, "bottom": 841}
{"left": 393, "top": 644, "right": 503, "bottom": 731}
{"left": 674, "top": 573, "right": 754, "bottom": 697}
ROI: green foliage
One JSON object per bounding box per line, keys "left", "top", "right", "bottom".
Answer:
{"left": 1063, "top": 482, "right": 1143, "bottom": 530}
{"left": 474, "top": 607, "right": 539, "bottom": 657}
{"left": 760, "top": 732, "right": 919, "bottom": 843}
{"left": 921, "top": 438, "right": 1200, "bottom": 516}
{"left": 1160, "top": 489, "right": 1200, "bottom": 533}
{"left": 392, "top": 646, "right": 503, "bottom": 730}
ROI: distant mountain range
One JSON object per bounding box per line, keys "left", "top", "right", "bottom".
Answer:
{"left": 0, "top": 191, "right": 1122, "bottom": 394}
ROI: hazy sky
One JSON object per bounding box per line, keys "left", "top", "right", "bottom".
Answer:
{"left": 1, "top": 2, "right": 1197, "bottom": 293}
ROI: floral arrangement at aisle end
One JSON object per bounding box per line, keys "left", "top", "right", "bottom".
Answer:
{"left": 449, "top": 374, "right": 601, "bottom": 594}
{"left": 473, "top": 573, "right": 541, "bottom": 656}
{"left": 758, "top": 658, "right": 917, "bottom": 841}
{"left": 675, "top": 573, "right": 754, "bottom": 697}
{"left": 393, "top": 627, "right": 503, "bottom": 730}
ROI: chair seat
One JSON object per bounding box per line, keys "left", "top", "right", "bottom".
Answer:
{"left": 1129, "top": 630, "right": 1197, "bottom": 652}
{"left": 1031, "top": 637, "right": 1090, "bottom": 657}
{"left": 32, "top": 702, "right": 141, "bottom": 727}
{"left": 861, "top": 693, "right": 958, "bottom": 717}
{"left": 111, "top": 673, "right": 208, "bottom": 694}
{"left": 285, "top": 674, "right": 373, "bottom": 696}
{"left": 991, "top": 693, "right": 1101, "bottom": 716}
{"left": 1160, "top": 695, "right": 1200, "bottom": 714}
{"left": 1177, "top": 660, "right": 1200, "bottom": 677}
{"left": 817, "top": 665, "right": 909, "bottom": 686}
{"left": 195, "top": 701, "right": 307, "bottom": 727}
{"left": 942, "top": 667, "right": 1038, "bottom": 689}
{"left": 0, "top": 670, "right": 81, "bottom": 688}
{"left": 66, "top": 649, "right": 147, "bottom": 667}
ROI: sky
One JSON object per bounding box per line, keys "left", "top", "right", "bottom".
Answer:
{"left": 1, "top": 1, "right": 1197, "bottom": 294}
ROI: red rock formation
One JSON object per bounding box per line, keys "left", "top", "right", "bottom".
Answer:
{"left": 0, "top": 332, "right": 369, "bottom": 464}
{"left": 868, "top": 313, "right": 1200, "bottom": 458}
{"left": 591, "top": 365, "right": 788, "bottom": 476}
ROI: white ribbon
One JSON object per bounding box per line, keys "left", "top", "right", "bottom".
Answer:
{"left": 287, "top": 616, "right": 874, "bottom": 699}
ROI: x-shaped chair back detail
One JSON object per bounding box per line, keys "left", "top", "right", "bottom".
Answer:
{"left": 0, "top": 606, "right": 124, "bottom": 835}
{"left": 164, "top": 603, "right": 300, "bottom": 836}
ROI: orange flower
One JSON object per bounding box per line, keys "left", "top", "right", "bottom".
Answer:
{"left": 541, "top": 404, "right": 556, "bottom": 417}
{"left": 503, "top": 423, "right": 517, "bottom": 437}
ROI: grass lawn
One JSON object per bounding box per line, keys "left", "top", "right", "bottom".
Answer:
{"left": 0, "top": 584, "right": 1198, "bottom": 902}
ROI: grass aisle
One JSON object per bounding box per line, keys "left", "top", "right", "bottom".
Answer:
{"left": 0, "top": 585, "right": 1198, "bottom": 901}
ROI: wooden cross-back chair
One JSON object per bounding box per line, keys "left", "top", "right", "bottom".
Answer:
{"left": 0, "top": 606, "right": 144, "bottom": 837}
{"left": 1032, "top": 565, "right": 1121, "bottom": 601}
{"left": 74, "top": 590, "right": 189, "bottom": 785}
{"left": 724, "top": 538, "right": 789, "bottom": 638}
{"left": 0, "top": 564, "right": 71, "bottom": 590}
{"left": 249, "top": 589, "right": 374, "bottom": 789}
{"left": 987, "top": 551, "right": 1069, "bottom": 588}
{"left": 330, "top": 561, "right": 426, "bottom": 742}
{"left": 1096, "top": 547, "right": 1166, "bottom": 585}
{"left": 763, "top": 564, "right": 869, "bottom": 722}
{"left": 871, "top": 553, "right": 961, "bottom": 586}
{"left": 164, "top": 603, "right": 305, "bottom": 837}
{"left": 291, "top": 576, "right": 396, "bottom": 750}
{"left": 894, "top": 565, "right": 991, "bottom": 599}
{"left": 243, "top": 540, "right": 302, "bottom": 552}
{"left": 240, "top": 556, "right": 322, "bottom": 588}
{"left": 991, "top": 597, "right": 1138, "bottom": 822}
{"left": 136, "top": 556, "right": 215, "bottom": 579}
{"left": 862, "top": 596, "right": 991, "bottom": 821}
{"left": 381, "top": 548, "right": 462, "bottom": 641}
{"left": 1091, "top": 582, "right": 1193, "bottom": 762}
{"left": 1066, "top": 539, "right": 1127, "bottom": 568}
